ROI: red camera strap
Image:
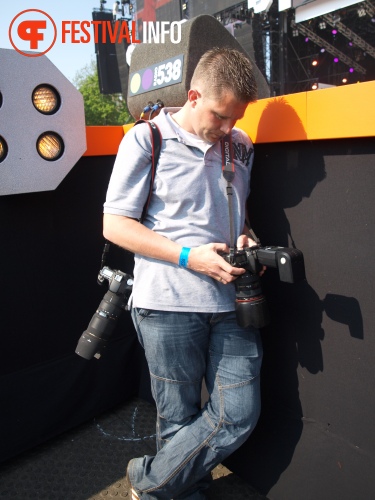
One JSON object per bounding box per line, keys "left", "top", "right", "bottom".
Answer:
{"left": 134, "top": 119, "right": 162, "bottom": 224}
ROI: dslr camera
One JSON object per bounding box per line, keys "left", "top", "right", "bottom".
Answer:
{"left": 76, "top": 246, "right": 305, "bottom": 360}
{"left": 222, "top": 246, "right": 305, "bottom": 329}
{"left": 75, "top": 267, "right": 133, "bottom": 360}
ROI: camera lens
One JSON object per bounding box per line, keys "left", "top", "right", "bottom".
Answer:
{"left": 234, "top": 272, "right": 270, "bottom": 329}
{"left": 75, "top": 290, "right": 126, "bottom": 359}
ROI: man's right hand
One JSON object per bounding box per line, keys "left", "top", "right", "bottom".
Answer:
{"left": 187, "top": 244, "right": 246, "bottom": 285}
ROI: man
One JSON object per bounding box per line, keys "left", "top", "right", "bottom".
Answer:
{"left": 103, "top": 47, "right": 263, "bottom": 499}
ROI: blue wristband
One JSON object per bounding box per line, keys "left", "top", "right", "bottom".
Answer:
{"left": 179, "top": 247, "right": 191, "bottom": 268}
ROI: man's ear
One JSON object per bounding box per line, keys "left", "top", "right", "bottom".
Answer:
{"left": 188, "top": 89, "right": 199, "bottom": 106}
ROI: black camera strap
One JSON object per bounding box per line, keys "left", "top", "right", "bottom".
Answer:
{"left": 221, "top": 134, "right": 236, "bottom": 255}
{"left": 100, "top": 119, "right": 162, "bottom": 270}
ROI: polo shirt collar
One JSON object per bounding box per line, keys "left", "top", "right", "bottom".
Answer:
{"left": 153, "top": 107, "right": 181, "bottom": 139}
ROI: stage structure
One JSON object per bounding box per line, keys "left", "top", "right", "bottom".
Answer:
{"left": 1, "top": 11, "right": 375, "bottom": 497}
{"left": 93, "top": 0, "right": 375, "bottom": 97}
{"left": 1, "top": 2, "right": 375, "bottom": 499}
{"left": 2, "top": 69, "right": 375, "bottom": 500}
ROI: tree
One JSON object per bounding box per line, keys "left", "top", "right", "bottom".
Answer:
{"left": 73, "top": 60, "right": 133, "bottom": 125}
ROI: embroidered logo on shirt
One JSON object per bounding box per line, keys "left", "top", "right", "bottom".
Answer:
{"left": 233, "top": 142, "right": 254, "bottom": 166}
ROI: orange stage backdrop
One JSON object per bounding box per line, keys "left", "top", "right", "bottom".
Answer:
{"left": 84, "top": 80, "right": 375, "bottom": 157}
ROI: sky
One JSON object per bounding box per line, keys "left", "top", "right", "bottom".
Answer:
{"left": 1, "top": 0, "right": 104, "bottom": 84}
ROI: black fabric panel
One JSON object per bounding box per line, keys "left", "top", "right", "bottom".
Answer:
{"left": 0, "top": 155, "right": 136, "bottom": 375}
{"left": 225, "top": 137, "right": 375, "bottom": 499}
{"left": 0, "top": 338, "right": 141, "bottom": 463}
{"left": 2, "top": 137, "right": 375, "bottom": 499}
{"left": 0, "top": 155, "right": 148, "bottom": 463}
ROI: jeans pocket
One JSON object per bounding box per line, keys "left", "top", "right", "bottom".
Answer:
{"left": 135, "top": 307, "right": 151, "bottom": 318}
{"left": 131, "top": 307, "right": 152, "bottom": 347}
{"left": 132, "top": 307, "right": 152, "bottom": 328}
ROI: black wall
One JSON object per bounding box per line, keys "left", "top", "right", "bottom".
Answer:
{"left": 225, "top": 135, "right": 375, "bottom": 499}
{"left": 1, "top": 135, "right": 375, "bottom": 498}
{"left": 0, "top": 155, "right": 145, "bottom": 462}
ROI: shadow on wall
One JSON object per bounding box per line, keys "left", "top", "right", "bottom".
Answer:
{"left": 225, "top": 98, "right": 364, "bottom": 495}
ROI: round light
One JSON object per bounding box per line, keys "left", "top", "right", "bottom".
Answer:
{"left": 32, "top": 85, "right": 61, "bottom": 115}
{"left": 312, "top": 82, "right": 318, "bottom": 90}
{"left": 0, "top": 136, "right": 8, "bottom": 163}
{"left": 36, "top": 132, "right": 64, "bottom": 161}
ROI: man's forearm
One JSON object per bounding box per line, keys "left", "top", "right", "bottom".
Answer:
{"left": 104, "top": 214, "right": 248, "bottom": 283}
{"left": 103, "top": 213, "right": 181, "bottom": 265}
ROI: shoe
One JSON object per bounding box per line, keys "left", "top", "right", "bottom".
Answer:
{"left": 125, "top": 460, "right": 140, "bottom": 500}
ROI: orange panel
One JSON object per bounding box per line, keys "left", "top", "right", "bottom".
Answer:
{"left": 307, "top": 81, "right": 375, "bottom": 140}
{"left": 238, "top": 80, "right": 375, "bottom": 142}
{"left": 84, "top": 81, "right": 375, "bottom": 154}
{"left": 237, "top": 93, "right": 308, "bottom": 143}
{"left": 84, "top": 126, "right": 124, "bottom": 156}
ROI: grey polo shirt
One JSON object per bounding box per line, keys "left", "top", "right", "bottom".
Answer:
{"left": 104, "top": 107, "right": 254, "bottom": 312}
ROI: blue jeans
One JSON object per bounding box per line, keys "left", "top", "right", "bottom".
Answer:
{"left": 130, "top": 309, "right": 263, "bottom": 499}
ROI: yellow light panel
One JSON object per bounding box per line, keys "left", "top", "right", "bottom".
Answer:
{"left": 37, "top": 133, "right": 64, "bottom": 161}
{"left": 32, "top": 85, "right": 60, "bottom": 115}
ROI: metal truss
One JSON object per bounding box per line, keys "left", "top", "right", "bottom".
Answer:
{"left": 291, "top": 20, "right": 367, "bottom": 74}
{"left": 323, "top": 13, "right": 375, "bottom": 61}
{"left": 364, "top": 0, "right": 375, "bottom": 17}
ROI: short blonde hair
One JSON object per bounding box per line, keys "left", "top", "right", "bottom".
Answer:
{"left": 191, "top": 47, "right": 257, "bottom": 103}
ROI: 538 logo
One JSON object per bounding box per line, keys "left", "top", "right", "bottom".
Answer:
{"left": 153, "top": 59, "right": 182, "bottom": 87}
{"left": 9, "top": 9, "right": 57, "bottom": 57}
{"left": 130, "top": 55, "right": 184, "bottom": 97}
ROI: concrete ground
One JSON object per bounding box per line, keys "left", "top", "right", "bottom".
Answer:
{"left": 0, "top": 398, "right": 268, "bottom": 499}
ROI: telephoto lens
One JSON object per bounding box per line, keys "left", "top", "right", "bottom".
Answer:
{"left": 234, "top": 272, "right": 270, "bottom": 329}
{"left": 75, "top": 290, "right": 128, "bottom": 359}
{"left": 75, "top": 268, "right": 133, "bottom": 360}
